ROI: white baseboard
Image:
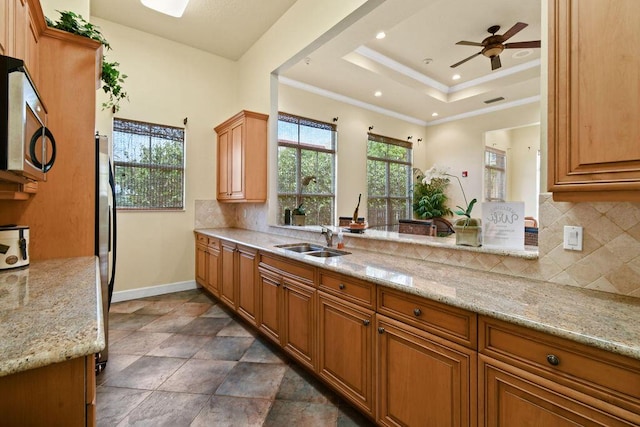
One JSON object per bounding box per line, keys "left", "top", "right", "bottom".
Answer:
{"left": 111, "top": 280, "right": 199, "bottom": 303}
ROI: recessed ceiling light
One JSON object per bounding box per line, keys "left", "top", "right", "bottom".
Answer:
{"left": 512, "top": 49, "right": 533, "bottom": 59}
{"left": 374, "top": 91, "right": 382, "bottom": 97}
{"left": 432, "top": 112, "right": 439, "bottom": 117}
{"left": 141, "top": 0, "right": 190, "bottom": 17}
{"left": 452, "top": 74, "right": 461, "bottom": 80}
{"left": 376, "top": 32, "right": 386, "bottom": 40}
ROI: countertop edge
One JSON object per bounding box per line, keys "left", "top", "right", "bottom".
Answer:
{"left": 196, "top": 228, "right": 640, "bottom": 361}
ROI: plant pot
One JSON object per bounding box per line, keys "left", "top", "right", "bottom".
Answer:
{"left": 453, "top": 218, "right": 482, "bottom": 247}
{"left": 292, "top": 214, "right": 306, "bottom": 226}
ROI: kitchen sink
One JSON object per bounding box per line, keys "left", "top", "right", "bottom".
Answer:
{"left": 275, "top": 243, "right": 350, "bottom": 257}
{"left": 275, "top": 243, "right": 325, "bottom": 253}
{"left": 305, "top": 249, "right": 351, "bottom": 257}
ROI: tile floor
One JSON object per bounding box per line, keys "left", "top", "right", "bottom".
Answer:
{"left": 97, "top": 288, "right": 375, "bottom": 426}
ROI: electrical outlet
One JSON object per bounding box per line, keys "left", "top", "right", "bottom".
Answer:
{"left": 563, "top": 226, "right": 583, "bottom": 251}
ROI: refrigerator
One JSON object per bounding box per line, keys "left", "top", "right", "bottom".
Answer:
{"left": 95, "top": 134, "right": 116, "bottom": 373}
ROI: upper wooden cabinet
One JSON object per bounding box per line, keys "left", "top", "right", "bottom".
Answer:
{"left": 548, "top": 0, "right": 640, "bottom": 201}
{"left": 214, "top": 110, "right": 268, "bottom": 203}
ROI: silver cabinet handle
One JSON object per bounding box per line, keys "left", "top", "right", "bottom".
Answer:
{"left": 413, "top": 308, "right": 422, "bottom": 317}
{"left": 339, "top": 283, "right": 345, "bottom": 290}
{"left": 363, "top": 319, "right": 370, "bottom": 326}
{"left": 378, "top": 327, "right": 385, "bottom": 334}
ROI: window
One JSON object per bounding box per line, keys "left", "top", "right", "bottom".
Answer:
{"left": 277, "top": 113, "right": 336, "bottom": 225}
{"left": 367, "top": 133, "right": 412, "bottom": 229}
{"left": 484, "top": 147, "right": 506, "bottom": 202}
{"left": 113, "top": 118, "right": 185, "bottom": 210}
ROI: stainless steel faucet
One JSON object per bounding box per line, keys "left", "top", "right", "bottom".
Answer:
{"left": 321, "top": 226, "right": 334, "bottom": 247}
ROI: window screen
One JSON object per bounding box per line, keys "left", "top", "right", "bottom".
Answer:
{"left": 113, "top": 118, "right": 185, "bottom": 210}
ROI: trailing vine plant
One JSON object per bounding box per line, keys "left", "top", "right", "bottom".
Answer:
{"left": 46, "top": 11, "right": 129, "bottom": 112}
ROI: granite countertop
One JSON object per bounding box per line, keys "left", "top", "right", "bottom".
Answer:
{"left": 0, "top": 257, "right": 105, "bottom": 377}
{"left": 196, "top": 228, "right": 640, "bottom": 361}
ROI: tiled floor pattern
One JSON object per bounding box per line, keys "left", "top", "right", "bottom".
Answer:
{"left": 97, "top": 288, "right": 375, "bottom": 426}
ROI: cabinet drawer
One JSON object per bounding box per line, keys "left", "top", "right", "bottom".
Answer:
{"left": 260, "top": 253, "right": 315, "bottom": 284}
{"left": 480, "top": 316, "right": 640, "bottom": 416}
{"left": 377, "top": 287, "right": 476, "bottom": 349}
{"left": 319, "top": 271, "right": 375, "bottom": 309}
{"left": 196, "top": 233, "right": 208, "bottom": 244}
{"left": 207, "top": 237, "right": 219, "bottom": 249}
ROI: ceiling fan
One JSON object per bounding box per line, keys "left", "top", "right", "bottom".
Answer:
{"left": 450, "top": 22, "right": 541, "bottom": 71}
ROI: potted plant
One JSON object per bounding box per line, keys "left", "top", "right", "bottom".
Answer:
{"left": 46, "top": 11, "right": 129, "bottom": 112}
{"left": 421, "top": 165, "right": 481, "bottom": 246}
{"left": 291, "top": 203, "right": 306, "bottom": 226}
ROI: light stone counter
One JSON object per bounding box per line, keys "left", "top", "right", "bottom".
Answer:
{"left": 196, "top": 228, "right": 640, "bottom": 361}
{"left": 0, "top": 257, "right": 105, "bottom": 377}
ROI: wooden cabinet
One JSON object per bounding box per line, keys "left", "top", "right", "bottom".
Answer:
{"left": 282, "top": 275, "right": 316, "bottom": 370}
{"left": 317, "top": 291, "right": 374, "bottom": 416}
{"left": 478, "top": 316, "right": 640, "bottom": 426}
{"left": 0, "top": 1, "right": 10, "bottom": 55}
{"left": 376, "top": 314, "right": 477, "bottom": 427}
{"left": 220, "top": 240, "right": 236, "bottom": 308}
{"left": 217, "top": 238, "right": 258, "bottom": 324}
{"left": 548, "top": 0, "right": 640, "bottom": 201}
{"left": 236, "top": 244, "right": 258, "bottom": 325}
{"left": 0, "top": 355, "right": 96, "bottom": 426}
{"left": 258, "top": 253, "right": 317, "bottom": 369}
{"left": 195, "top": 233, "right": 221, "bottom": 297}
{"left": 214, "top": 110, "right": 268, "bottom": 203}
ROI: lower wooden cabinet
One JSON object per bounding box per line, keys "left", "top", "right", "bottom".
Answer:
{"left": 0, "top": 355, "right": 96, "bottom": 426}
{"left": 257, "top": 265, "right": 282, "bottom": 344}
{"left": 376, "top": 314, "right": 477, "bottom": 427}
{"left": 479, "top": 356, "right": 635, "bottom": 427}
{"left": 479, "top": 316, "right": 640, "bottom": 426}
{"left": 217, "top": 238, "right": 258, "bottom": 324}
{"left": 220, "top": 240, "right": 236, "bottom": 308}
{"left": 318, "top": 291, "right": 375, "bottom": 416}
{"left": 236, "top": 244, "right": 258, "bottom": 325}
{"left": 282, "top": 275, "right": 316, "bottom": 370}
{"left": 195, "top": 234, "right": 221, "bottom": 297}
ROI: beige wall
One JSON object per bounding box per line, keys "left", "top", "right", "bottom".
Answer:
{"left": 508, "top": 125, "right": 540, "bottom": 218}
{"left": 422, "top": 103, "right": 540, "bottom": 220}
{"left": 41, "top": 0, "right": 89, "bottom": 21}
{"left": 91, "top": 18, "right": 237, "bottom": 292}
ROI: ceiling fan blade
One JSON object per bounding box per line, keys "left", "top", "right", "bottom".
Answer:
{"left": 450, "top": 51, "right": 483, "bottom": 68}
{"left": 491, "top": 55, "right": 502, "bottom": 70}
{"left": 504, "top": 40, "right": 541, "bottom": 49}
{"left": 456, "top": 40, "right": 484, "bottom": 47}
{"left": 501, "top": 22, "right": 528, "bottom": 42}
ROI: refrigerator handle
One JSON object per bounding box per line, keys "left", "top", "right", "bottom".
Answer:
{"left": 108, "top": 161, "right": 117, "bottom": 308}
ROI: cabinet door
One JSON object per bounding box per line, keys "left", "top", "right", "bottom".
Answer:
{"left": 282, "top": 277, "right": 316, "bottom": 370}
{"left": 217, "top": 129, "right": 230, "bottom": 199}
{"left": 220, "top": 241, "right": 236, "bottom": 308}
{"left": 479, "top": 356, "right": 635, "bottom": 427}
{"left": 0, "top": 1, "right": 10, "bottom": 56}
{"left": 195, "top": 243, "right": 208, "bottom": 287}
{"left": 236, "top": 245, "right": 258, "bottom": 325}
{"left": 548, "top": 0, "right": 640, "bottom": 200}
{"left": 257, "top": 267, "right": 282, "bottom": 344}
{"left": 206, "top": 247, "right": 220, "bottom": 296}
{"left": 318, "top": 292, "right": 374, "bottom": 416}
{"left": 229, "top": 122, "right": 244, "bottom": 199}
{"left": 376, "top": 315, "right": 476, "bottom": 427}
{"left": 24, "top": 1, "right": 39, "bottom": 86}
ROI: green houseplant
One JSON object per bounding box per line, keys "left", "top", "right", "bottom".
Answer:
{"left": 412, "top": 168, "right": 453, "bottom": 219}
{"left": 46, "top": 11, "right": 129, "bottom": 112}
{"left": 421, "top": 165, "right": 481, "bottom": 246}
{"left": 292, "top": 203, "right": 306, "bottom": 226}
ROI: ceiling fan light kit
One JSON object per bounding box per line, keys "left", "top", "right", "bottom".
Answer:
{"left": 451, "top": 22, "right": 541, "bottom": 71}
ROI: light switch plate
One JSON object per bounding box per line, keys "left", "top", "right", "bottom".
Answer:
{"left": 563, "top": 226, "right": 583, "bottom": 251}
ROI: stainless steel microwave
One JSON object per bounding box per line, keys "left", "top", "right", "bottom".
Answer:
{"left": 0, "top": 55, "right": 56, "bottom": 181}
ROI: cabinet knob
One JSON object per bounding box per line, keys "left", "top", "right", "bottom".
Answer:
{"left": 377, "top": 327, "right": 385, "bottom": 334}
{"left": 363, "top": 319, "right": 370, "bottom": 326}
{"left": 339, "top": 283, "right": 346, "bottom": 290}
{"left": 413, "top": 308, "right": 422, "bottom": 317}
{"left": 546, "top": 354, "right": 560, "bottom": 366}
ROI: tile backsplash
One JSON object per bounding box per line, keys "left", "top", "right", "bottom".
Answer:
{"left": 199, "top": 195, "right": 640, "bottom": 298}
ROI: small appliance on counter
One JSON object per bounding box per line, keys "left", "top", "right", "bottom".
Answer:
{"left": 0, "top": 225, "right": 29, "bottom": 270}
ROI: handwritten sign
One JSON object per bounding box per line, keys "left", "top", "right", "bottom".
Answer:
{"left": 482, "top": 202, "right": 525, "bottom": 250}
